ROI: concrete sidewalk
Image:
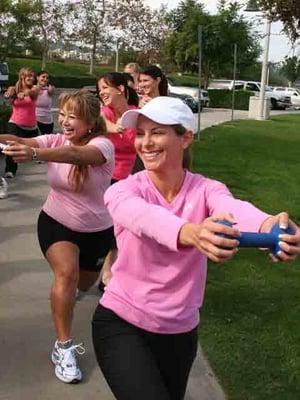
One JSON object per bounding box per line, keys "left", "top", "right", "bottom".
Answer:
{"left": 0, "top": 158, "right": 226, "bottom": 400}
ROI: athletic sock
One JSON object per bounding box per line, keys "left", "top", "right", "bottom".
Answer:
{"left": 57, "top": 339, "right": 73, "bottom": 349}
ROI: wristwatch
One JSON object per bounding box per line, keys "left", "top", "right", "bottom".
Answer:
{"left": 31, "top": 147, "right": 38, "bottom": 161}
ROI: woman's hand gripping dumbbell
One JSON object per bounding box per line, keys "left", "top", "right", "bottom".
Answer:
{"left": 178, "top": 213, "right": 300, "bottom": 263}
{"left": 217, "top": 212, "right": 300, "bottom": 262}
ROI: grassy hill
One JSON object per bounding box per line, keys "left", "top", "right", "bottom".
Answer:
{"left": 6, "top": 57, "right": 114, "bottom": 87}
{"left": 6, "top": 56, "right": 199, "bottom": 88}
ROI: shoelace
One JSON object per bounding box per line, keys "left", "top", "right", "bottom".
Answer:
{"left": 68, "top": 343, "right": 86, "bottom": 356}
{"left": 59, "top": 343, "right": 86, "bottom": 362}
{"left": 58, "top": 343, "right": 85, "bottom": 370}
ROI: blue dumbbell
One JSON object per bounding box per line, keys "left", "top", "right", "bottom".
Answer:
{"left": 219, "top": 220, "right": 294, "bottom": 256}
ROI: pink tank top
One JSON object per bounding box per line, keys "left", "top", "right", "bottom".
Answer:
{"left": 10, "top": 96, "right": 37, "bottom": 128}
{"left": 101, "top": 105, "right": 137, "bottom": 181}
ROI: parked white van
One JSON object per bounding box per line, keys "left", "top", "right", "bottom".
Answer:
{"left": 208, "top": 79, "right": 291, "bottom": 110}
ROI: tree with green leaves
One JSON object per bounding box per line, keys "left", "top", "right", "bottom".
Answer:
{"left": 280, "top": 56, "right": 300, "bottom": 85}
{"left": 109, "top": 0, "right": 169, "bottom": 64}
{"left": 0, "top": 0, "right": 12, "bottom": 60}
{"left": 0, "top": 0, "right": 67, "bottom": 68}
{"left": 0, "top": 0, "right": 35, "bottom": 60}
{"left": 30, "top": 0, "right": 67, "bottom": 69}
{"left": 164, "top": 0, "right": 261, "bottom": 87}
{"left": 65, "top": 0, "right": 110, "bottom": 75}
{"left": 258, "top": 0, "right": 300, "bottom": 42}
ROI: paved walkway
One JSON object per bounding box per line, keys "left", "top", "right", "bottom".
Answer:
{"left": 0, "top": 157, "right": 225, "bottom": 400}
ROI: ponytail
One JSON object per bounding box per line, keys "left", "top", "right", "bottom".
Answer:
{"left": 158, "top": 75, "right": 168, "bottom": 96}
{"left": 68, "top": 115, "right": 107, "bottom": 192}
{"left": 127, "top": 86, "right": 139, "bottom": 107}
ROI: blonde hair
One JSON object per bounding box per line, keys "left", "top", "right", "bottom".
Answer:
{"left": 124, "top": 62, "right": 140, "bottom": 74}
{"left": 15, "top": 67, "right": 35, "bottom": 94}
{"left": 58, "top": 89, "right": 107, "bottom": 192}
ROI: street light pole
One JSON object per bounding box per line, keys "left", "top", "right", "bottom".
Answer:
{"left": 245, "top": 0, "right": 272, "bottom": 121}
{"left": 258, "top": 17, "right": 271, "bottom": 120}
{"left": 231, "top": 43, "right": 238, "bottom": 121}
{"left": 197, "top": 25, "right": 202, "bottom": 141}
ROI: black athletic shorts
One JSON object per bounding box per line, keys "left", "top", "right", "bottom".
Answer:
{"left": 37, "top": 210, "right": 114, "bottom": 271}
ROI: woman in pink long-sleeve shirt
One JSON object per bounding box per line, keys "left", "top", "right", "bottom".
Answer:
{"left": 92, "top": 97, "right": 300, "bottom": 400}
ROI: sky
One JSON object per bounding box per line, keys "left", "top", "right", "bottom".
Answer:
{"left": 144, "top": 0, "right": 297, "bottom": 63}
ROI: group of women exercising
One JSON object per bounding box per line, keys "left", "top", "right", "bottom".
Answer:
{"left": 1, "top": 62, "right": 299, "bottom": 400}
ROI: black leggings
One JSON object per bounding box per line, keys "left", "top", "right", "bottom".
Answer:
{"left": 92, "top": 304, "right": 198, "bottom": 400}
{"left": 5, "top": 122, "right": 39, "bottom": 174}
{"left": 37, "top": 121, "right": 54, "bottom": 135}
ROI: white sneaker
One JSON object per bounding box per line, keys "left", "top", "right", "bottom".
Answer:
{"left": 0, "top": 178, "right": 8, "bottom": 199}
{"left": 51, "top": 341, "right": 85, "bottom": 383}
{"left": 4, "top": 172, "right": 14, "bottom": 179}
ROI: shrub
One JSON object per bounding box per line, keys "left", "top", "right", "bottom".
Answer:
{"left": 167, "top": 74, "right": 199, "bottom": 87}
{"left": 208, "top": 89, "right": 254, "bottom": 110}
{"left": 0, "top": 103, "right": 12, "bottom": 134}
{"left": 49, "top": 76, "right": 98, "bottom": 88}
{"left": 8, "top": 74, "right": 98, "bottom": 89}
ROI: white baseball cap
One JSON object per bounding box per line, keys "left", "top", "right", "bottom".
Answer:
{"left": 121, "top": 96, "right": 196, "bottom": 133}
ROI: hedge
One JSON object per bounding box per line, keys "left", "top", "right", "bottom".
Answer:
{"left": 208, "top": 89, "right": 254, "bottom": 110}
{"left": 167, "top": 74, "right": 199, "bottom": 87}
{"left": 9, "top": 74, "right": 98, "bottom": 89}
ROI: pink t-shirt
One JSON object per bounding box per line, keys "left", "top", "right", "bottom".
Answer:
{"left": 35, "top": 133, "right": 114, "bottom": 232}
{"left": 10, "top": 96, "right": 37, "bottom": 127}
{"left": 102, "top": 170, "right": 269, "bottom": 334}
{"left": 101, "top": 105, "right": 137, "bottom": 180}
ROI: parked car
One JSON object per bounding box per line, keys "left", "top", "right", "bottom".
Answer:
{"left": 208, "top": 79, "right": 245, "bottom": 90}
{"left": 272, "top": 87, "right": 300, "bottom": 109}
{"left": 82, "top": 85, "right": 98, "bottom": 95}
{"left": 169, "top": 92, "right": 199, "bottom": 113}
{"left": 168, "top": 80, "right": 210, "bottom": 108}
{"left": 208, "top": 79, "right": 291, "bottom": 110}
{"left": 0, "top": 62, "right": 9, "bottom": 91}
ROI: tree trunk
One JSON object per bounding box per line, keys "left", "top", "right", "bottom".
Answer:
{"left": 40, "top": 4, "right": 48, "bottom": 70}
{"left": 42, "top": 48, "right": 48, "bottom": 70}
{"left": 89, "top": 31, "right": 97, "bottom": 75}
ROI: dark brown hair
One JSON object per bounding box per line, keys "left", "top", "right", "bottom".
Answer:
{"left": 140, "top": 65, "right": 168, "bottom": 96}
{"left": 172, "top": 124, "right": 192, "bottom": 170}
{"left": 98, "top": 72, "right": 139, "bottom": 107}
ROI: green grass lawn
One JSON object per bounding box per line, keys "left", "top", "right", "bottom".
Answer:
{"left": 193, "top": 115, "right": 300, "bottom": 399}
{"left": 7, "top": 57, "right": 199, "bottom": 86}
{"left": 7, "top": 57, "right": 113, "bottom": 77}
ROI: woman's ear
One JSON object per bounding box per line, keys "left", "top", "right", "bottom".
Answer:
{"left": 117, "top": 85, "right": 125, "bottom": 94}
{"left": 156, "top": 77, "right": 161, "bottom": 85}
{"left": 182, "top": 130, "right": 194, "bottom": 149}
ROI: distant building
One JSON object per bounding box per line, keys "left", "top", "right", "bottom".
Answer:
{"left": 48, "top": 47, "right": 109, "bottom": 63}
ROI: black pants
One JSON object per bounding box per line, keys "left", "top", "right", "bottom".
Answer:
{"left": 37, "top": 121, "right": 54, "bottom": 135}
{"left": 92, "top": 304, "right": 198, "bottom": 400}
{"left": 5, "top": 122, "right": 39, "bottom": 174}
{"left": 37, "top": 210, "right": 114, "bottom": 271}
